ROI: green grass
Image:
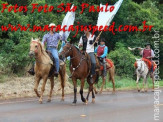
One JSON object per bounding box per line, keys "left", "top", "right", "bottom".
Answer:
{"left": 94, "top": 76, "right": 163, "bottom": 90}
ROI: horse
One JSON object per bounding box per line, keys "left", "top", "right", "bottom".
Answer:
{"left": 29, "top": 38, "right": 66, "bottom": 103}
{"left": 59, "top": 43, "right": 97, "bottom": 104}
{"left": 93, "top": 58, "right": 115, "bottom": 94}
{"left": 134, "top": 58, "right": 155, "bottom": 92}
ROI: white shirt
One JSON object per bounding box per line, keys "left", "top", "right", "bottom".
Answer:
{"left": 79, "top": 34, "right": 96, "bottom": 53}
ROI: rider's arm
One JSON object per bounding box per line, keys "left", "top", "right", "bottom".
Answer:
{"left": 100, "top": 46, "right": 108, "bottom": 58}
{"left": 150, "top": 50, "right": 155, "bottom": 58}
{"left": 94, "top": 46, "right": 98, "bottom": 53}
{"left": 140, "top": 49, "right": 143, "bottom": 56}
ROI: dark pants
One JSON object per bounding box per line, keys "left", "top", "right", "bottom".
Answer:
{"left": 102, "top": 58, "right": 107, "bottom": 77}
{"left": 88, "top": 52, "right": 96, "bottom": 75}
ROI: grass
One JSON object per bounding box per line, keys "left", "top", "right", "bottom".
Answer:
{"left": 94, "top": 76, "right": 163, "bottom": 90}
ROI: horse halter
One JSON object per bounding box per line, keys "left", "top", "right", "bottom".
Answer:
{"left": 61, "top": 44, "right": 73, "bottom": 58}
{"left": 30, "top": 41, "right": 40, "bottom": 54}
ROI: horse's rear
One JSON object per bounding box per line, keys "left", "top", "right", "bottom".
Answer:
{"left": 93, "top": 56, "right": 115, "bottom": 94}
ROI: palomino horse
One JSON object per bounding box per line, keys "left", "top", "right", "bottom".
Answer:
{"left": 135, "top": 58, "right": 155, "bottom": 92}
{"left": 59, "top": 43, "right": 97, "bottom": 104}
{"left": 29, "top": 38, "right": 66, "bottom": 103}
{"left": 93, "top": 58, "right": 115, "bottom": 94}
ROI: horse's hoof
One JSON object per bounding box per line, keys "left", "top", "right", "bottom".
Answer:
{"left": 152, "top": 89, "right": 154, "bottom": 92}
{"left": 138, "top": 89, "right": 140, "bottom": 92}
{"left": 72, "top": 103, "right": 76, "bottom": 106}
{"left": 60, "top": 98, "right": 64, "bottom": 102}
{"left": 141, "top": 90, "right": 145, "bottom": 93}
{"left": 92, "top": 99, "right": 95, "bottom": 104}
{"left": 112, "top": 91, "right": 116, "bottom": 94}
{"left": 47, "top": 99, "right": 51, "bottom": 102}
{"left": 95, "top": 91, "right": 98, "bottom": 94}
{"left": 39, "top": 101, "right": 43, "bottom": 104}
{"left": 145, "top": 89, "right": 148, "bottom": 92}
{"left": 85, "top": 100, "right": 88, "bottom": 105}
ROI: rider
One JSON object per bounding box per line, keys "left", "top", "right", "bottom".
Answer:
{"left": 140, "top": 43, "right": 155, "bottom": 72}
{"left": 28, "top": 23, "right": 66, "bottom": 76}
{"left": 95, "top": 38, "right": 108, "bottom": 77}
{"left": 78, "top": 25, "right": 99, "bottom": 83}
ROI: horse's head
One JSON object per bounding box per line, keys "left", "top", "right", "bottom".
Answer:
{"left": 59, "top": 43, "right": 73, "bottom": 60}
{"left": 135, "top": 58, "right": 143, "bottom": 72}
{"left": 29, "top": 38, "right": 42, "bottom": 58}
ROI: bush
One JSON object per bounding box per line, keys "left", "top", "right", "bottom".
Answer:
{"left": 108, "top": 42, "right": 138, "bottom": 78}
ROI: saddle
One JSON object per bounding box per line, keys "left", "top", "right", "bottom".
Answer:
{"left": 95, "top": 55, "right": 114, "bottom": 71}
{"left": 134, "top": 58, "right": 157, "bottom": 72}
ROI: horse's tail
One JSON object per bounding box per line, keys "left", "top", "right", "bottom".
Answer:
{"left": 108, "top": 65, "right": 115, "bottom": 82}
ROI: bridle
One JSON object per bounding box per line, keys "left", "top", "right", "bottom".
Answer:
{"left": 61, "top": 44, "right": 86, "bottom": 77}
{"left": 29, "top": 41, "right": 51, "bottom": 65}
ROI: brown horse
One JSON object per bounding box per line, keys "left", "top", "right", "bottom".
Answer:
{"left": 59, "top": 43, "right": 97, "bottom": 104}
{"left": 93, "top": 58, "right": 115, "bottom": 94}
{"left": 29, "top": 38, "right": 66, "bottom": 103}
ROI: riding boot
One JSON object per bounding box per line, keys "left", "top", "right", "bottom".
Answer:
{"left": 28, "top": 64, "right": 35, "bottom": 75}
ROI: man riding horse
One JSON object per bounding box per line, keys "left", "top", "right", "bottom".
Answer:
{"left": 78, "top": 25, "right": 99, "bottom": 83}
{"left": 28, "top": 23, "right": 66, "bottom": 77}
{"left": 95, "top": 38, "right": 108, "bottom": 77}
{"left": 140, "top": 43, "right": 155, "bottom": 72}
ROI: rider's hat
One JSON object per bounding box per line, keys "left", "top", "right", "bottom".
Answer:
{"left": 49, "top": 23, "right": 56, "bottom": 27}
{"left": 144, "top": 43, "right": 151, "bottom": 47}
{"left": 100, "top": 38, "right": 106, "bottom": 43}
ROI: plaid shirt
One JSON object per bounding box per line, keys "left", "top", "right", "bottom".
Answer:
{"left": 42, "top": 32, "right": 65, "bottom": 47}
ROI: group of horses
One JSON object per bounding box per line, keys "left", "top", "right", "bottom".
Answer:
{"left": 29, "top": 38, "right": 155, "bottom": 104}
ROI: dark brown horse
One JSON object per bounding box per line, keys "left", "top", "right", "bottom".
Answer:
{"left": 59, "top": 43, "right": 97, "bottom": 104}
{"left": 29, "top": 38, "right": 66, "bottom": 103}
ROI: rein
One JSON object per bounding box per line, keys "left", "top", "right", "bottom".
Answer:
{"left": 61, "top": 44, "right": 86, "bottom": 77}
{"left": 30, "top": 41, "right": 52, "bottom": 65}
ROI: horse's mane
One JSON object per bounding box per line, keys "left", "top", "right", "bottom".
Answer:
{"left": 71, "top": 44, "right": 82, "bottom": 55}
{"left": 32, "top": 38, "right": 52, "bottom": 61}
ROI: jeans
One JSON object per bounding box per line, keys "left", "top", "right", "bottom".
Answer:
{"left": 47, "top": 47, "right": 59, "bottom": 73}
{"left": 88, "top": 52, "right": 96, "bottom": 75}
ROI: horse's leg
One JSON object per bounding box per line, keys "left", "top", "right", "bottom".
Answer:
{"left": 59, "top": 65, "right": 66, "bottom": 101}
{"left": 47, "top": 77, "right": 54, "bottom": 102}
{"left": 141, "top": 76, "right": 146, "bottom": 93}
{"left": 34, "top": 76, "right": 41, "bottom": 98}
{"left": 136, "top": 74, "right": 140, "bottom": 92}
{"left": 39, "top": 76, "right": 48, "bottom": 104}
{"left": 72, "top": 77, "right": 77, "bottom": 104}
{"left": 100, "top": 76, "right": 105, "bottom": 94}
{"left": 80, "top": 79, "right": 86, "bottom": 103}
{"left": 92, "top": 88, "right": 95, "bottom": 103}
{"left": 110, "top": 68, "right": 115, "bottom": 93}
{"left": 86, "top": 86, "right": 90, "bottom": 101}
{"left": 93, "top": 85, "right": 98, "bottom": 94}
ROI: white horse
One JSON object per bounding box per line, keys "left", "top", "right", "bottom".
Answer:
{"left": 135, "top": 58, "right": 154, "bottom": 92}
